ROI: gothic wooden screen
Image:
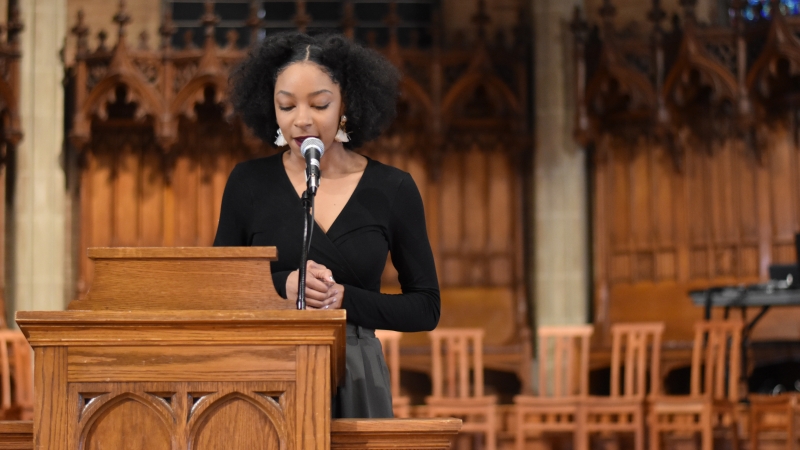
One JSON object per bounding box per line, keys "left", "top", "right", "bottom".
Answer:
{"left": 573, "top": 0, "right": 800, "bottom": 352}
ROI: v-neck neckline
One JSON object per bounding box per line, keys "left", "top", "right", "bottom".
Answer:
{"left": 279, "top": 151, "right": 372, "bottom": 237}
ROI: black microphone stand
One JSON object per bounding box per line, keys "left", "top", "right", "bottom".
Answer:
{"left": 297, "top": 189, "right": 315, "bottom": 310}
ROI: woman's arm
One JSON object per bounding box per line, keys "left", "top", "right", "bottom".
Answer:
{"left": 339, "top": 174, "right": 441, "bottom": 332}
{"left": 213, "top": 165, "right": 253, "bottom": 247}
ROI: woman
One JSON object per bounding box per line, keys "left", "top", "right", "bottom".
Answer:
{"left": 213, "top": 32, "right": 440, "bottom": 418}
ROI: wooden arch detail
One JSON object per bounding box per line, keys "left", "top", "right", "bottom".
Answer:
{"left": 171, "top": 74, "right": 232, "bottom": 120}
{"left": 584, "top": 56, "right": 657, "bottom": 121}
{"left": 746, "top": 13, "right": 800, "bottom": 105}
{"left": 80, "top": 74, "right": 164, "bottom": 121}
{"left": 397, "top": 77, "right": 433, "bottom": 118}
{"left": 662, "top": 28, "right": 739, "bottom": 109}
{"left": 441, "top": 71, "right": 522, "bottom": 118}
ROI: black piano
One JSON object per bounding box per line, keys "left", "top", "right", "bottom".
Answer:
{"left": 688, "top": 234, "right": 800, "bottom": 395}
{"left": 690, "top": 283, "right": 800, "bottom": 332}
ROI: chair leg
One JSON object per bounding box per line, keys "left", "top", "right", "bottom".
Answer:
{"left": 648, "top": 410, "right": 659, "bottom": 450}
{"left": 576, "top": 409, "right": 587, "bottom": 450}
{"left": 649, "top": 427, "right": 659, "bottom": 450}
{"left": 750, "top": 411, "right": 759, "bottom": 450}
{"left": 635, "top": 425, "right": 644, "bottom": 450}
{"left": 486, "top": 429, "right": 496, "bottom": 450}
{"left": 701, "top": 410, "right": 713, "bottom": 450}
{"left": 633, "top": 410, "right": 643, "bottom": 450}
{"left": 515, "top": 409, "right": 524, "bottom": 450}
{"left": 730, "top": 416, "right": 740, "bottom": 450}
{"left": 487, "top": 411, "right": 497, "bottom": 450}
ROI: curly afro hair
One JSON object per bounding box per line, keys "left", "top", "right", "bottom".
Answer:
{"left": 229, "top": 32, "right": 401, "bottom": 149}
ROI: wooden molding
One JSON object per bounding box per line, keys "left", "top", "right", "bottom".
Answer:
{"left": 69, "top": 247, "right": 285, "bottom": 311}
{"left": 0, "top": 418, "right": 462, "bottom": 450}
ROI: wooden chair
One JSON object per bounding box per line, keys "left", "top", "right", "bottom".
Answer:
{"left": 583, "top": 322, "right": 665, "bottom": 450}
{"left": 425, "top": 328, "right": 497, "bottom": 450}
{"left": 0, "top": 330, "right": 33, "bottom": 420}
{"left": 375, "top": 330, "right": 411, "bottom": 418}
{"left": 749, "top": 393, "right": 798, "bottom": 450}
{"left": 513, "top": 325, "right": 593, "bottom": 450}
{"left": 648, "top": 320, "right": 743, "bottom": 450}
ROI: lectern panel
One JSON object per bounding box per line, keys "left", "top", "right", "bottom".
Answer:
{"left": 191, "top": 396, "right": 280, "bottom": 450}
{"left": 83, "top": 398, "right": 171, "bottom": 450}
{"left": 68, "top": 346, "right": 296, "bottom": 382}
{"left": 296, "top": 346, "right": 330, "bottom": 450}
{"left": 19, "top": 296, "right": 352, "bottom": 450}
{"left": 70, "top": 382, "right": 294, "bottom": 450}
{"left": 34, "top": 348, "right": 68, "bottom": 450}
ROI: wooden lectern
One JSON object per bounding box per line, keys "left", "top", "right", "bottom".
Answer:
{"left": 15, "top": 248, "right": 460, "bottom": 450}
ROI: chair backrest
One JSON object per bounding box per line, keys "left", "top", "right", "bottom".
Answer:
{"left": 429, "top": 328, "right": 486, "bottom": 399}
{"left": 0, "top": 330, "right": 33, "bottom": 416}
{"left": 536, "top": 325, "right": 593, "bottom": 398}
{"left": 609, "top": 322, "right": 665, "bottom": 399}
{"left": 690, "top": 320, "right": 743, "bottom": 401}
{"left": 375, "top": 330, "right": 403, "bottom": 400}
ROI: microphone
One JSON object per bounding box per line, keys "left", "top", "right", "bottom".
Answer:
{"left": 300, "top": 137, "right": 324, "bottom": 195}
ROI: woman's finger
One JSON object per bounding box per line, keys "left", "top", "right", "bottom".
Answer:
{"left": 304, "top": 260, "right": 334, "bottom": 287}
{"left": 304, "top": 276, "right": 331, "bottom": 293}
{"left": 310, "top": 269, "right": 334, "bottom": 286}
{"left": 305, "top": 297, "right": 327, "bottom": 309}
{"left": 304, "top": 287, "right": 331, "bottom": 301}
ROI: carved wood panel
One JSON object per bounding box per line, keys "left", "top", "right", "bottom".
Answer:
{"left": 593, "top": 127, "right": 800, "bottom": 343}
{"left": 70, "top": 382, "right": 292, "bottom": 450}
{"left": 366, "top": 145, "right": 521, "bottom": 291}
{"left": 77, "top": 120, "right": 267, "bottom": 295}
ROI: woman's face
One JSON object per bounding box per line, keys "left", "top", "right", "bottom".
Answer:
{"left": 274, "top": 61, "right": 343, "bottom": 155}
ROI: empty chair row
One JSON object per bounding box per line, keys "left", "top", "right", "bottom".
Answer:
{"left": 379, "top": 320, "right": 748, "bottom": 450}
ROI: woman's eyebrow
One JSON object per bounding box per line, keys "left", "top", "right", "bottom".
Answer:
{"left": 309, "top": 89, "right": 333, "bottom": 96}
{"left": 276, "top": 89, "right": 332, "bottom": 98}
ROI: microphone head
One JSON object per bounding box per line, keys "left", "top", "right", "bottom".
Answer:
{"left": 300, "top": 137, "right": 325, "bottom": 157}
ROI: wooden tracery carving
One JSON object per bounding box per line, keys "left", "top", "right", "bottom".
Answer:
{"left": 71, "top": 382, "right": 292, "bottom": 449}
{"left": 574, "top": 0, "right": 800, "bottom": 151}
{"left": 574, "top": 0, "right": 800, "bottom": 348}
{"left": 67, "top": 0, "right": 533, "bottom": 385}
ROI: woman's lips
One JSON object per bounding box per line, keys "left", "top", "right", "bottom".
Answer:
{"left": 294, "top": 136, "right": 316, "bottom": 146}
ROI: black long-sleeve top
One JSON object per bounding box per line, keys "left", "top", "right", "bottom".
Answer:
{"left": 213, "top": 152, "right": 440, "bottom": 332}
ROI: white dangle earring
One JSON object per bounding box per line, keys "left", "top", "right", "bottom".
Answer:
{"left": 334, "top": 115, "right": 350, "bottom": 143}
{"left": 274, "top": 128, "right": 287, "bottom": 147}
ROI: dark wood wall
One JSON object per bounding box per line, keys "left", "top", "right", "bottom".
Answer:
{"left": 574, "top": 0, "right": 800, "bottom": 348}
{"left": 593, "top": 129, "right": 800, "bottom": 343}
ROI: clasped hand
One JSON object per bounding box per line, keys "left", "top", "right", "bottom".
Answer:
{"left": 286, "top": 260, "right": 344, "bottom": 310}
